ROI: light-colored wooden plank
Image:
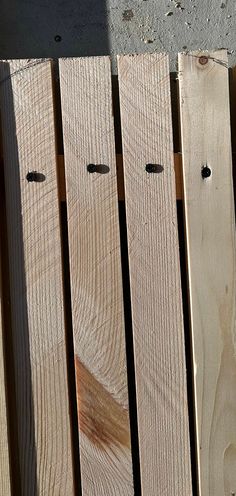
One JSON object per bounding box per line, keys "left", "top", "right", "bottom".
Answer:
{"left": 0, "top": 255, "right": 11, "bottom": 494}
{"left": 0, "top": 59, "right": 74, "bottom": 495}
{"left": 118, "top": 53, "right": 192, "bottom": 495}
{"left": 179, "top": 50, "right": 236, "bottom": 495}
{"left": 59, "top": 57, "right": 134, "bottom": 495}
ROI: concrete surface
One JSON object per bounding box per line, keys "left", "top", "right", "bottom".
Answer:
{"left": 0, "top": 0, "right": 235, "bottom": 71}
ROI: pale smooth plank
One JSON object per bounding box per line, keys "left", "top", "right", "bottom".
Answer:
{"left": 59, "top": 57, "right": 134, "bottom": 495}
{"left": 0, "top": 59, "right": 74, "bottom": 495}
{"left": 118, "top": 53, "right": 192, "bottom": 495}
{"left": 179, "top": 50, "right": 236, "bottom": 495}
{"left": 0, "top": 261, "right": 11, "bottom": 494}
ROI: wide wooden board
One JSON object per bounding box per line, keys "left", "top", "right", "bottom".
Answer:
{"left": 0, "top": 59, "right": 74, "bottom": 495}
{"left": 118, "top": 53, "right": 192, "bottom": 495}
{"left": 179, "top": 50, "right": 236, "bottom": 495}
{"left": 59, "top": 57, "right": 134, "bottom": 495}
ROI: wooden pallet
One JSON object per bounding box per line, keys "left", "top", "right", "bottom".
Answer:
{"left": 0, "top": 50, "right": 235, "bottom": 496}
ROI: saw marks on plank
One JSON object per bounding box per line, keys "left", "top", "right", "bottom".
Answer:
{"left": 118, "top": 53, "right": 192, "bottom": 496}
{"left": 0, "top": 59, "right": 74, "bottom": 495}
{"left": 179, "top": 50, "right": 236, "bottom": 496}
{"left": 59, "top": 56, "right": 134, "bottom": 495}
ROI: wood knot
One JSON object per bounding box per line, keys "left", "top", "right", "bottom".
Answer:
{"left": 199, "top": 56, "right": 209, "bottom": 66}
{"left": 75, "top": 356, "right": 131, "bottom": 451}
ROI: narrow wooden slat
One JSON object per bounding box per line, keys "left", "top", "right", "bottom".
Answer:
{"left": 179, "top": 50, "right": 236, "bottom": 495}
{"left": 59, "top": 57, "right": 134, "bottom": 495}
{"left": 118, "top": 53, "right": 192, "bottom": 495}
{"left": 0, "top": 260, "right": 11, "bottom": 494}
{"left": 0, "top": 59, "right": 74, "bottom": 494}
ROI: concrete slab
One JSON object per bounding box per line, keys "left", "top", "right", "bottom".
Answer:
{"left": 0, "top": 0, "right": 235, "bottom": 71}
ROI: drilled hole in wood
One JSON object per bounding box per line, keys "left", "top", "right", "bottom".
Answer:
{"left": 26, "top": 171, "right": 46, "bottom": 183}
{"left": 145, "top": 163, "right": 164, "bottom": 173}
{"left": 87, "top": 164, "right": 110, "bottom": 174}
{"left": 201, "top": 165, "right": 212, "bottom": 179}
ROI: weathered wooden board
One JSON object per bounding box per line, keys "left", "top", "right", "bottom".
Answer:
{"left": 0, "top": 59, "right": 74, "bottom": 495}
{"left": 59, "top": 57, "right": 134, "bottom": 495}
{"left": 0, "top": 257, "right": 11, "bottom": 494}
{"left": 179, "top": 50, "right": 236, "bottom": 495}
{"left": 118, "top": 53, "right": 192, "bottom": 495}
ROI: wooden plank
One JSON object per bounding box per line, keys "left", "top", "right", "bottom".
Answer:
{"left": 179, "top": 50, "right": 236, "bottom": 495}
{"left": 59, "top": 57, "right": 134, "bottom": 495}
{"left": 0, "top": 254, "right": 11, "bottom": 494}
{"left": 117, "top": 53, "right": 192, "bottom": 495}
{"left": 0, "top": 59, "right": 74, "bottom": 494}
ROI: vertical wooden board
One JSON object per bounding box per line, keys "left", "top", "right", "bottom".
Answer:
{"left": 0, "top": 266, "right": 11, "bottom": 494}
{"left": 179, "top": 50, "right": 236, "bottom": 495}
{"left": 59, "top": 57, "right": 134, "bottom": 495}
{"left": 0, "top": 60, "right": 74, "bottom": 495}
{"left": 117, "top": 53, "right": 192, "bottom": 495}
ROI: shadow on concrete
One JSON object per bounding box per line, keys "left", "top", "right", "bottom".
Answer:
{"left": 0, "top": 0, "right": 109, "bottom": 59}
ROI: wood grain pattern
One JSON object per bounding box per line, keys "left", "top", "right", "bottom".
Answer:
{"left": 118, "top": 53, "right": 192, "bottom": 495}
{"left": 59, "top": 57, "right": 134, "bottom": 495}
{"left": 0, "top": 256, "right": 11, "bottom": 494}
{"left": 0, "top": 59, "right": 74, "bottom": 495}
{"left": 179, "top": 50, "right": 236, "bottom": 495}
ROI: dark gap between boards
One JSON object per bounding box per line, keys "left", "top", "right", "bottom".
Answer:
{"left": 171, "top": 74, "right": 199, "bottom": 494}
{"left": 177, "top": 201, "right": 199, "bottom": 496}
{"left": 112, "top": 74, "right": 142, "bottom": 495}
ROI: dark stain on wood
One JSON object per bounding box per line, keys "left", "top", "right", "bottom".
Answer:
{"left": 75, "top": 356, "right": 131, "bottom": 450}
